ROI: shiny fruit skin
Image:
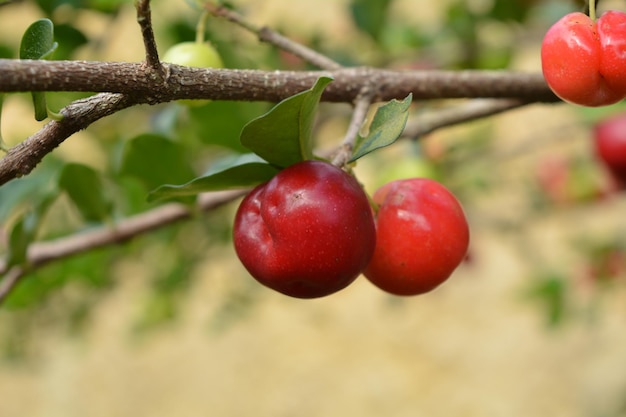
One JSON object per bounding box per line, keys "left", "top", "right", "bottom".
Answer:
{"left": 594, "top": 112, "right": 626, "bottom": 188}
{"left": 541, "top": 11, "right": 626, "bottom": 107}
{"left": 162, "top": 41, "right": 223, "bottom": 69}
{"left": 161, "top": 42, "right": 223, "bottom": 105}
{"left": 597, "top": 11, "right": 626, "bottom": 93}
{"left": 233, "top": 160, "right": 376, "bottom": 299}
{"left": 364, "top": 178, "right": 469, "bottom": 296}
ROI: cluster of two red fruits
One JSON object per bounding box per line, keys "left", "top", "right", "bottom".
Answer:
{"left": 541, "top": 3, "right": 626, "bottom": 107}
{"left": 160, "top": 36, "right": 470, "bottom": 299}
{"left": 541, "top": 2, "right": 626, "bottom": 189}
{"left": 233, "top": 160, "right": 470, "bottom": 299}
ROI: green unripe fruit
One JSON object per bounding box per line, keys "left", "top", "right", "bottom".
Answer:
{"left": 162, "top": 41, "right": 224, "bottom": 106}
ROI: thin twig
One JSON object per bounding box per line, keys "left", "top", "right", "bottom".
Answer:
{"left": 331, "top": 86, "right": 376, "bottom": 167}
{"left": 0, "top": 266, "right": 25, "bottom": 305}
{"left": 0, "top": 189, "right": 246, "bottom": 305}
{"left": 205, "top": 3, "right": 343, "bottom": 70}
{"left": 404, "top": 98, "right": 530, "bottom": 139}
{"left": 135, "top": 0, "right": 165, "bottom": 79}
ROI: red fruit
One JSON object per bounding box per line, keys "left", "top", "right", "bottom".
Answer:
{"left": 233, "top": 160, "right": 376, "bottom": 299}
{"left": 594, "top": 112, "right": 626, "bottom": 189}
{"left": 364, "top": 178, "right": 469, "bottom": 296}
{"left": 541, "top": 11, "right": 626, "bottom": 106}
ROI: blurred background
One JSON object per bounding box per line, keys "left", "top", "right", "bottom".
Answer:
{"left": 2, "top": 0, "right": 626, "bottom": 416}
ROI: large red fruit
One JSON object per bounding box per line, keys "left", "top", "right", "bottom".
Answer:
{"left": 594, "top": 112, "right": 626, "bottom": 189}
{"left": 233, "top": 160, "right": 376, "bottom": 299}
{"left": 541, "top": 11, "right": 626, "bottom": 106}
{"left": 364, "top": 178, "right": 469, "bottom": 296}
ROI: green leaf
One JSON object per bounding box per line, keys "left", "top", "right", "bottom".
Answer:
{"left": 20, "top": 18, "right": 58, "bottom": 122}
{"left": 19, "top": 18, "right": 58, "bottom": 60}
{"left": 239, "top": 76, "right": 333, "bottom": 168}
{"left": 350, "top": 94, "right": 412, "bottom": 162}
{"left": 118, "top": 134, "right": 197, "bottom": 192}
{"left": 148, "top": 154, "right": 279, "bottom": 202}
{"left": 0, "top": 157, "right": 61, "bottom": 223}
{"left": 6, "top": 217, "right": 31, "bottom": 268}
{"left": 52, "top": 23, "right": 88, "bottom": 60}
{"left": 4, "top": 246, "right": 113, "bottom": 310}
{"left": 58, "top": 163, "right": 112, "bottom": 223}
{"left": 186, "top": 101, "right": 270, "bottom": 152}
{"left": 490, "top": 0, "right": 531, "bottom": 23}
{"left": 349, "top": 0, "right": 393, "bottom": 41}
{"left": 5, "top": 193, "right": 56, "bottom": 268}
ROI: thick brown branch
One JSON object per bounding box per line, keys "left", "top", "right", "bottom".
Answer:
{"left": 0, "top": 60, "right": 558, "bottom": 103}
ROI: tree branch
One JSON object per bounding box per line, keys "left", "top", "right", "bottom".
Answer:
{"left": 0, "top": 60, "right": 557, "bottom": 103}
{"left": 331, "top": 86, "right": 376, "bottom": 167}
{"left": 404, "top": 98, "right": 531, "bottom": 139}
{"left": 0, "top": 189, "right": 246, "bottom": 304}
{"left": 205, "top": 3, "right": 343, "bottom": 70}
{"left": 0, "top": 62, "right": 557, "bottom": 187}
{"left": 135, "top": 0, "right": 166, "bottom": 79}
{"left": 0, "top": 92, "right": 136, "bottom": 186}
{"left": 0, "top": 266, "right": 25, "bottom": 305}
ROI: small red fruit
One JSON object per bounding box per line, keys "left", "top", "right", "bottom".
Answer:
{"left": 233, "top": 160, "right": 376, "bottom": 299}
{"left": 594, "top": 112, "right": 626, "bottom": 189}
{"left": 541, "top": 11, "right": 626, "bottom": 106}
{"left": 364, "top": 178, "right": 469, "bottom": 296}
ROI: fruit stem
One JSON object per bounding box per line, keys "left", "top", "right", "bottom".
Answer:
{"left": 589, "top": 0, "right": 597, "bottom": 21}
{"left": 196, "top": 10, "right": 209, "bottom": 44}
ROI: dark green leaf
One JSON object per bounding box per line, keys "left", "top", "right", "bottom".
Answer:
{"left": 349, "top": 0, "right": 392, "bottom": 41}
{"left": 58, "top": 163, "right": 112, "bottom": 223}
{"left": 0, "top": 157, "right": 60, "bottom": 223}
{"left": 52, "top": 23, "right": 88, "bottom": 60}
{"left": 240, "top": 76, "right": 333, "bottom": 168}
{"left": 20, "top": 18, "right": 58, "bottom": 121}
{"left": 186, "top": 101, "right": 269, "bottom": 152}
{"left": 118, "top": 133, "right": 196, "bottom": 192}
{"left": 6, "top": 217, "right": 31, "bottom": 267}
{"left": 350, "top": 94, "right": 412, "bottom": 162}
{"left": 148, "top": 154, "right": 279, "bottom": 202}
{"left": 5, "top": 194, "right": 56, "bottom": 268}
{"left": 490, "top": 0, "right": 531, "bottom": 23}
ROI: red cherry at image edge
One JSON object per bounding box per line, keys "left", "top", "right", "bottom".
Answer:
{"left": 364, "top": 178, "right": 470, "bottom": 296}
{"left": 594, "top": 113, "right": 626, "bottom": 188}
{"left": 233, "top": 160, "right": 376, "bottom": 299}
{"left": 541, "top": 11, "right": 626, "bottom": 107}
